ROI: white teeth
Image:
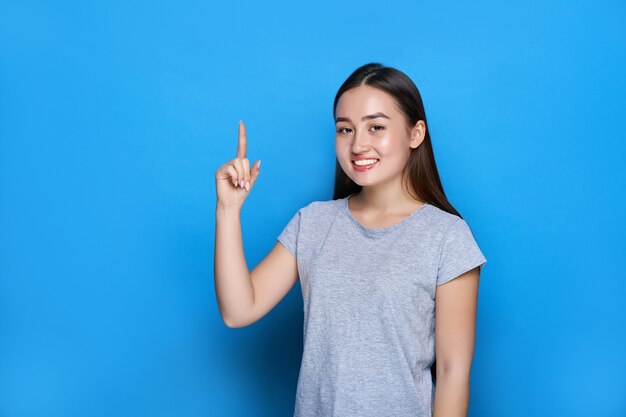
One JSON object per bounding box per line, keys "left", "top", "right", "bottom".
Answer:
{"left": 353, "top": 159, "right": 379, "bottom": 166}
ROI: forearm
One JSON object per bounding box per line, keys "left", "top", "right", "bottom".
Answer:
{"left": 432, "top": 369, "right": 470, "bottom": 417}
{"left": 214, "top": 203, "right": 254, "bottom": 327}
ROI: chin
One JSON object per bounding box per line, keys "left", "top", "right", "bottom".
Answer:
{"left": 350, "top": 178, "right": 373, "bottom": 186}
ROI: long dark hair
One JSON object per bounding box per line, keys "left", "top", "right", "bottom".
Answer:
{"left": 332, "top": 62, "right": 461, "bottom": 218}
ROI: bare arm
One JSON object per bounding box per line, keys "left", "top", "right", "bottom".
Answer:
{"left": 214, "top": 204, "right": 254, "bottom": 327}
{"left": 214, "top": 204, "right": 299, "bottom": 328}
{"left": 213, "top": 120, "right": 298, "bottom": 328}
{"left": 433, "top": 267, "right": 480, "bottom": 417}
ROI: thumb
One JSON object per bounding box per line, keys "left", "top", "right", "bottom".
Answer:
{"left": 249, "top": 160, "right": 261, "bottom": 187}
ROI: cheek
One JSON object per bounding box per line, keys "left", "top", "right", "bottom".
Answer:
{"left": 376, "top": 136, "right": 402, "bottom": 156}
{"left": 334, "top": 141, "right": 347, "bottom": 163}
{"left": 376, "top": 141, "right": 411, "bottom": 166}
{"left": 335, "top": 139, "right": 349, "bottom": 154}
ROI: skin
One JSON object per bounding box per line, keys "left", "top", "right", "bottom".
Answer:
{"left": 214, "top": 87, "right": 480, "bottom": 417}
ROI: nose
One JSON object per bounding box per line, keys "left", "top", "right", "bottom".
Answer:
{"left": 350, "top": 128, "right": 371, "bottom": 153}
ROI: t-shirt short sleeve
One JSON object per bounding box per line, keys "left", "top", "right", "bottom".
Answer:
{"left": 277, "top": 209, "right": 301, "bottom": 258}
{"left": 436, "top": 218, "right": 487, "bottom": 286}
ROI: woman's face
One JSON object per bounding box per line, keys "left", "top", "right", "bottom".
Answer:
{"left": 334, "top": 84, "right": 423, "bottom": 189}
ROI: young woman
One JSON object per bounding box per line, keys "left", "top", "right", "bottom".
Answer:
{"left": 214, "top": 63, "right": 487, "bottom": 417}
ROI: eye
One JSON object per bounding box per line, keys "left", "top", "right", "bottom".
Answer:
{"left": 336, "top": 127, "right": 352, "bottom": 134}
{"left": 370, "top": 125, "right": 385, "bottom": 132}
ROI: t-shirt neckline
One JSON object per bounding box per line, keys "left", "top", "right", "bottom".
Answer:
{"left": 342, "top": 193, "right": 430, "bottom": 237}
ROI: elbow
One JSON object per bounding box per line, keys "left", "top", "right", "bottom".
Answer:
{"left": 219, "top": 301, "right": 258, "bottom": 328}
{"left": 223, "top": 316, "right": 241, "bottom": 328}
{"left": 223, "top": 317, "right": 237, "bottom": 328}
{"left": 222, "top": 315, "right": 250, "bottom": 329}
{"left": 436, "top": 361, "right": 472, "bottom": 380}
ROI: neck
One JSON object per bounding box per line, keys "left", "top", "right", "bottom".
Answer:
{"left": 351, "top": 178, "right": 423, "bottom": 213}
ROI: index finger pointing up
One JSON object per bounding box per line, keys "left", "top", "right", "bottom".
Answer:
{"left": 237, "top": 120, "right": 247, "bottom": 159}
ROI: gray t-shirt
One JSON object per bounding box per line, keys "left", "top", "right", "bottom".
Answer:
{"left": 277, "top": 194, "right": 487, "bottom": 417}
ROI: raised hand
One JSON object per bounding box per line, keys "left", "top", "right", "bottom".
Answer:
{"left": 215, "top": 120, "right": 262, "bottom": 209}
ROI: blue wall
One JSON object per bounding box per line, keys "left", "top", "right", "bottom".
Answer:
{"left": 1, "top": 1, "right": 625, "bottom": 416}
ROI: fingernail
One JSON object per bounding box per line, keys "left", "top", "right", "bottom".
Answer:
{"left": 245, "top": 181, "right": 250, "bottom": 191}
{"left": 258, "top": 160, "right": 261, "bottom": 169}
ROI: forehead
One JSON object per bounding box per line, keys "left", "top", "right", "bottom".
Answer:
{"left": 335, "top": 85, "right": 399, "bottom": 118}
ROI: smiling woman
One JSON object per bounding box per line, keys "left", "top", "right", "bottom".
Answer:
{"left": 332, "top": 65, "right": 454, "bottom": 211}
{"left": 334, "top": 84, "right": 424, "bottom": 192}
{"left": 214, "top": 63, "right": 488, "bottom": 417}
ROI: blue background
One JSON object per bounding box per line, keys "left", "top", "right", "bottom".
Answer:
{"left": 1, "top": 1, "right": 625, "bottom": 416}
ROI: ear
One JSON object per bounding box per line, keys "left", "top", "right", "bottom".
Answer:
{"left": 409, "top": 120, "right": 426, "bottom": 149}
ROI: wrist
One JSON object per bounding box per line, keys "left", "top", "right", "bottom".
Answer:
{"left": 216, "top": 201, "right": 242, "bottom": 213}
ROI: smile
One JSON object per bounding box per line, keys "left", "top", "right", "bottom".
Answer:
{"left": 352, "top": 159, "right": 379, "bottom": 171}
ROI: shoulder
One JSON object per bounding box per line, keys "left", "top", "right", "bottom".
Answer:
{"left": 299, "top": 198, "right": 343, "bottom": 216}
{"left": 422, "top": 203, "right": 464, "bottom": 232}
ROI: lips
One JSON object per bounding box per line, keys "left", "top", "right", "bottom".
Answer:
{"left": 351, "top": 156, "right": 379, "bottom": 161}
{"left": 351, "top": 159, "right": 379, "bottom": 171}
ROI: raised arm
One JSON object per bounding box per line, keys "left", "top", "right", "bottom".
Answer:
{"left": 214, "top": 121, "right": 298, "bottom": 328}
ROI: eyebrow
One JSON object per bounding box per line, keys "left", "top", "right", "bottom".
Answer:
{"left": 335, "top": 112, "right": 391, "bottom": 123}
